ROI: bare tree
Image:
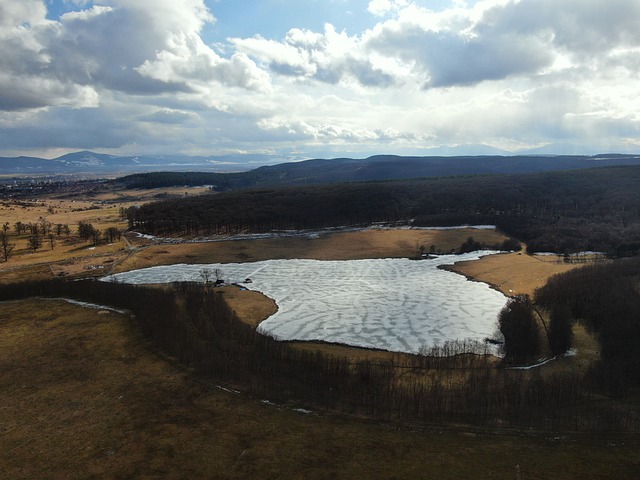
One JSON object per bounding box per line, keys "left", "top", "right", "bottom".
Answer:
{"left": 38, "top": 218, "right": 52, "bottom": 236}
{"left": 0, "top": 230, "right": 15, "bottom": 261}
{"left": 200, "top": 268, "right": 224, "bottom": 289}
{"left": 78, "top": 221, "right": 95, "bottom": 241}
{"left": 104, "top": 227, "right": 122, "bottom": 243}
{"left": 200, "top": 268, "right": 212, "bottom": 285}
{"left": 27, "top": 233, "right": 42, "bottom": 252}
{"left": 214, "top": 268, "right": 224, "bottom": 283}
{"left": 91, "top": 228, "right": 102, "bottom": 246}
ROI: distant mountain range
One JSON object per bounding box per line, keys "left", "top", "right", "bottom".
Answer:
{"left": 0, "top": 151, "right": 274, "bottom": 175}
{"left": 2, "top": 150, "right": 640, "bottom": 182}
{"left": 113, "top": 153, "right": 640, "bottom": 190}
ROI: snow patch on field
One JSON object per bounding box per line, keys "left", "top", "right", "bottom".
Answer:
{"left": 104, "top": 252, "right": 507, "bottom": 354}
{"left": 45, "top": 297, "right": 129, "bottom": 314}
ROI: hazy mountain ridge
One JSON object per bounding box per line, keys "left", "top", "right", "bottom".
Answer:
{"left": 113, "top": 153, "right": 640, "bottom": 190}
{"left": 2, "top": 151, "right": 640, "bottom": 182}
{"left": 0, "top": 151, "right": 273, "bottom": 175}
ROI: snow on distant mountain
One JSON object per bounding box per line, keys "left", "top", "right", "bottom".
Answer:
{"left": 0, "top": 151, "right": 274, "bottom": 175}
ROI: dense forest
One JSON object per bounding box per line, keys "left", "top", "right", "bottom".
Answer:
{"left": 126, "top": 166, "right": 640, "bottom": 254}
{"left": 2, "top": 278, "right": 637, "bottom": 432}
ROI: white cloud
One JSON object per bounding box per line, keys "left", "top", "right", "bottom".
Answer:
{"left": 104, "top": 0, "right": 215, "bottom": 35}
{"left": 367, "top": 0, "right": 408, "bottom": 17}
{"left": 136, "top": 35, "right": 271, "bottom": 92}
{"left": 257, "top": 118, "right": 397, "bottom": 143}
{"left": 59, "top": 4, "right": 112, "bottom": 21}
{"left": 138, "top": 109, "right": 199, "bottom": 125}
{"left": 0, "top": 73, "right": 99, "bottom": 111}
{"left": 0, "top": 0, "right": 269, "bottom": 112}
{"left": 479, "top": 0, "right": 640, "bottom": 55}
{"left": 233, "top": 24, "right": 396, "bottom": 87}
{"left": 0, "top": 0, "right": 49, "bottom": 27}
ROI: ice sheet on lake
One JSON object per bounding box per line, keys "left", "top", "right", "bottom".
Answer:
{"left": 104, "top": 251, "right": 508, "bottom": 354}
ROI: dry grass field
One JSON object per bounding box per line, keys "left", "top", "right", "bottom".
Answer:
{"left": 0, "top": 197, "right": 131, "bottom": 282}
{"left": 1, "top": 298, "right": 638, "bottom": 480}
{"left": 115, "top": 227, "right": 510, "bottom": 271}
{"left": 449, "top": 251, "right": 579, "bottom": 297}
{"left": 0, "top": 186, "right": 211, "bottom": 282}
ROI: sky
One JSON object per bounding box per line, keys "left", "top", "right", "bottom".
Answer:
{"left": 1, "top": 0, "right": 640, "bottom": 160}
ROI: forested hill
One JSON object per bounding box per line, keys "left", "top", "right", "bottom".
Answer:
{"left": 127, "top": 165, "right": 640, "bottom": 255}
{"left": 113, "top": 154, "right": 640, "bottom": 190}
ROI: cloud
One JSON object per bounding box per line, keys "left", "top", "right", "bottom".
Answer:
{"left": 0, "top": 1, "right": 91, "bottom": 111}
{"left": 367, "top": 0, "right": 408, "bottom": 17}
{"left": 257, "top": 117, "right": 430, "bottom": 146}
{"left": 0, "top": 73, "right": 99, "bottom": 111}
{"left": 138, "top": 109, "right": 199, "bottom": 125}
{"left": 137, "top": 44, "right": 270, "bottom": 92}
{"left": 0, "top": 0, "right": 270, "bottom": 113}
{"left": 2, "top": 0, "right": 640, "bottom": 158}
{"left": 237, "top": 0, "right": 636, "bottom": 90}
{"left": 480, "top": 0, "right": 640, "bottom": 56}
{"left": 363, "top": 2, "right": 550, "bottom": 88}
{"left": 0, "top": 0, "right": 49, "bottom": 27}
{"left": 0, "top": 106, "right": 136, "bottom": 149}
{"left": 233, "top": 24, "right": 396, "bottom": 87}
{"left": 367, "top": 26, "right": 552, "bottom": 88}
{"left": 364, "top": 0, "right": 640, "bottom": 88}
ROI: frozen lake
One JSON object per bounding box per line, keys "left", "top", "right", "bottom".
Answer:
{"left": 104, "top": 251, "right": 508, "bottom": 354}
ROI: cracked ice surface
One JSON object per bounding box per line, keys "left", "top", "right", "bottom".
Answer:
{"left": 104, "top": 251, "right": 508, "bottom": 354}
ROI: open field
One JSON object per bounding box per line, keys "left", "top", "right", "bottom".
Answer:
{"left": 449, "top": 251, "right": 580, "bottom": 297}
{"left": 0, "top": 197, "right": 126, "bottom": 232}
{"left": 116, "top": 227, "right": 510, "bottom": 270}
{"left": 1, "top": 298, "right": 638, "bottom": 480}
{"left": 84, "top": 185, "right": 212, "bottom": 203}
{"left": 0, "top": 196, "right": 131, "bottom": 281}
{"left": 0, "top": 186, "right": 212, "bottom": 280}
